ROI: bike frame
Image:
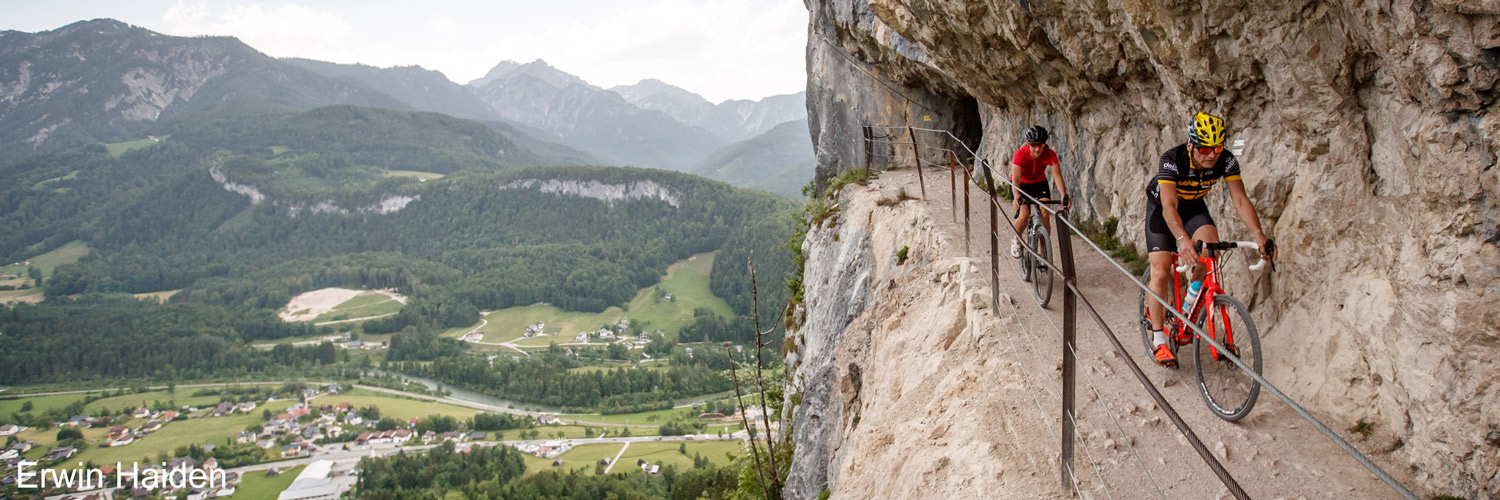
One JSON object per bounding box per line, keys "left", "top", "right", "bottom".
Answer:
{"left": 1166, "top": 252, "right": 1232, "bottom": 348}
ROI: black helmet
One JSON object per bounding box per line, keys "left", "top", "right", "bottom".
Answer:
{"left": 1023, "top": 125, "right": 1048, "bottom": 144}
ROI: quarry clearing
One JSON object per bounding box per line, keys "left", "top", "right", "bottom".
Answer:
{"left": 279, "top": 287, "right": 407, "bottom": 323}
{"left": 810, "top": 167, "right": 1416, "bottom": 499}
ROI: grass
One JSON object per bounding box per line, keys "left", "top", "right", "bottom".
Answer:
{"left": 553, "top": 443, "right": 623, "bottom": 475}
{"left": 563, "top": 406, "right": 714, "bottom": 427}
{"left": 229, "top": 465, "right": 305, "bottom": 500}
{"left": 526, "top": 425, "right": 654, "bottom": 440}
{"left": 0, "top": 393, "right": 89, "bottom": 416}
{"left": 616, "top": 440, "right": 744, "bottom": 470}
{"left": 104, "top": 136, "right": 166, "bottom": 157}
{"left": 310, "top": 293, "right": 403, "bottom": 323}
{"left": 383, "top": 170, "right": 446, "bottom": 180}
{"left": 270, "top": 146, "right": 288, "bottom": 156}
{"left": 0, "top": 287, "right": 44, "bottom": 305}
{"left": 1078, "top": 216, "right": 1149, "bottom": 276}
{"left": 0, "top": 240, "right": 92, "bottom": 279}
{"left": 12, "top": 425, "right": 111, "bottom": 453}
{"left": 308, "top": 389, "right": 478, "bottom": 421}
{"left": 30, "top": 170, "right": 79, "bottom": 189}
{"left": 475, "top": 252, "right": 735, "bottom": 343}
{"left": 82, "top": 390, "right": 225, "bottom": 415}
{"left": 132, "top": 290, "right": 181, "bottom": 302}
{"left": 1349, "top": 418, "right": 1375, "bottom": 440}
{"left": 66, "top": 400, "right": 296, "bottom": 469}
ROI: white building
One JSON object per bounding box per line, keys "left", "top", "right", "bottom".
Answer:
{"left": 277, "top": 460, "right": 340, "bottom": 500}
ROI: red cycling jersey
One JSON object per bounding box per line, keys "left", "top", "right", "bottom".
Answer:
{"left": 1011, "top": 144, "right": 1058, "bottom": 184}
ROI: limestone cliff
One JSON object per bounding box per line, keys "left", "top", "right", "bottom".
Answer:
{"left": 792, "top": 0, "right": 1498, "bottom": 497}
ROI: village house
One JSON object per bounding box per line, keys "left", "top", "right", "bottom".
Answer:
{"left": 213, "top": 402, "right": 235, "bottom": 417}
{"left": 236, "top": 431, "right": 257, "bottom": 444}
{"left": 138, "top": 421, "right": 163, "bottom": 434}
{"left": 236, "top": 402, "right": 256, "bottom": 413}
{"left": 281, "top": 443, "right": 307, "bottom": 458}
{"left": 65, "top": 415, "right": 91, "bottom": 426}
{"left": 441, "top": 431, "right": 466, "bottom": 442}
{"left": 574, "top": 332, "right": 590, "bottom": 343}
{"left": 0, "top": 424, "right": 25, "bottom": 436}
{"left": 256, "top": 439, "right": 276, "bottom": 449}
{"left": 133, "top": 407, "right": 152, "bottom": 419}
{"left": 537, "top": 414, "right": 562, "bottom": 425}
{"left": 421, "top": 431, "right": 437, "bottom": 444}
{"left": 43, "top": 446, "right": 76, "bottom": 462}
{"left": 356, "top": 429, "right": 412, "bottom": 446}
{"left": 110, "top": 434, "right": 135, "bottom": 447}
{"left": 107, "top": 426, "right": 130, "bottom": 438}
{"left": 161, "top": 410, "right": 179, "bottom": 420}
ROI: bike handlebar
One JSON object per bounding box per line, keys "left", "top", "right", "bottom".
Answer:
{"left": 1174, "top": 241, "right": 1269, "bottom": 273}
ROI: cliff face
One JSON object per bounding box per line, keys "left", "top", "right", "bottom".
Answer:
{"left": 794, "top": 0, "right": 1499, "bottom": 497}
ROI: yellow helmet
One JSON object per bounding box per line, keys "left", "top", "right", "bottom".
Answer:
{"left": 1188, "top": 112, "right": 1227, "bottom": 147}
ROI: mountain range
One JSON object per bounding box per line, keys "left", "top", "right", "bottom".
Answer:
{"left": 0, "top": 19, "right": 812, "bottom": 193}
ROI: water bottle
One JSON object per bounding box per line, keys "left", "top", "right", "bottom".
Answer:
{"left": 1182, "top": 281, "right": 1203, "bottom": 312}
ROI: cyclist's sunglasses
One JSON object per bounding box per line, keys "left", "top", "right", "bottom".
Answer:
{"left": 1194, "top": 145, "right": 1224, "bottom": 155}
{"left": 1027, "top": 142, "right": 1046, "bottom": 148}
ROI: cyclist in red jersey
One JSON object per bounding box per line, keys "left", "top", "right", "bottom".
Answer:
{"left": 1009, "top": 125, "right": 1071, "bottom": 258}
{"left": 1144, "top": 112, "right": 1276, "bottom": 368}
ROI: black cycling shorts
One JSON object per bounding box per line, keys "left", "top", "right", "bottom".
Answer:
{"left": 1014, "top": 180, "right": 1051, "bottom": 205}
{"left": 1145, "top": 200, "right": 1215, "bottom": 253}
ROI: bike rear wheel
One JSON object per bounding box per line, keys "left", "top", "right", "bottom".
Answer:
{"left": 1030, "top": 225, "right": 1053, "bottom": 307}
{"left": 1193, "top": 294, "right": 1262, "bottom": 422}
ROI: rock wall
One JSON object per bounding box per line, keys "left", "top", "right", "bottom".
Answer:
{"left": 798, "top": 0, "right": 1499, "bottom": 496}
{"left": 499, "top": 178, "right": 681, "bottom": 207}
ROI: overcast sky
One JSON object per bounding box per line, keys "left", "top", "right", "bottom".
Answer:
{"left": 2, "top": 0, "right": 809, "bottom": 103}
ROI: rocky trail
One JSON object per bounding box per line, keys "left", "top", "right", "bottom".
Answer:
{"left": 803, "top": 167, "right": 1416, "bottom": 499}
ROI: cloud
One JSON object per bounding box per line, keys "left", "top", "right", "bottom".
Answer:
{"left": 162, "top": 0, "right": 356, "bottom": 60}
{"left": 479, "top": 0, "right": 807, "bottom": 102}
{"left": 427, "top": 16, "right": 458, "bottom": 35}
{"left": 148, "top": 0, "right": 807, "bottom": 101}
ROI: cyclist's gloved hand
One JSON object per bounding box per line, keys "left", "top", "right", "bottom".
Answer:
{"left": 1062, "top": 194, "right": 1072, "bottom": 211}
{"left": 1178, "top": 237, "right": 1198, "bottom": 270}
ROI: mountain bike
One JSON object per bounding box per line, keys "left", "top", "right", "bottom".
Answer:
{"left": 1015, "top": 199, "right": 1063, "bottom": 308}
{"left": 1137, "top": 240, "right": 1271, "bottom": 422}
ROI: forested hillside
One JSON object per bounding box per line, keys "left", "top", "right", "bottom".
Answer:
{"left": 0, "top": 105, "right": 794, "bottom": 385}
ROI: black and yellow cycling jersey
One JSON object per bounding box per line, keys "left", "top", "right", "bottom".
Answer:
{"left": 1145, "top": 143, "right": 1242, "bottom": 207}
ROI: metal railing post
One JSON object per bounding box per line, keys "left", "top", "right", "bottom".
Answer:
{"left": 863, "top": 126, "right": 873, "bottom": 178}
{"left": 949, "top": 152, "right": 957, "bottom": 223}
{"left": 963, "top": 164, "right": 972, "bottom": 257}
{"left": 908, "top": 126, "right": 926, "bottom": 199}
{"left": 981, "top": 160, "right": 999, "bottom": 310}
{"left": 1056, "top": 209, "right": 1078, "bottom": 493}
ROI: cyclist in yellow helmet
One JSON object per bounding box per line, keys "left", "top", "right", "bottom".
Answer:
{"left": 1143, "top": 112, "right": 1275, "bottom": 368}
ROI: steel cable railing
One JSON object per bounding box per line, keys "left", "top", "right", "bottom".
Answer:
{"left": 859, "top": 125, "right": 1418, "bottom": 500}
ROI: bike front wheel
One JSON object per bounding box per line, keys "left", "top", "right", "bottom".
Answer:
{"left": 1016, "top": 228, "right": 1032, "bottom": 283}
{"left": 1193, "top": 294, "right": 1262, "bottom": 422}
{"left": 1030, "top": 225, "right": 1053, "bottom": 307}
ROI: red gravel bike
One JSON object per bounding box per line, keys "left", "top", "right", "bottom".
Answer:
{"left": 1137, "top": 240, "right": 1271, "bottom": 422}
